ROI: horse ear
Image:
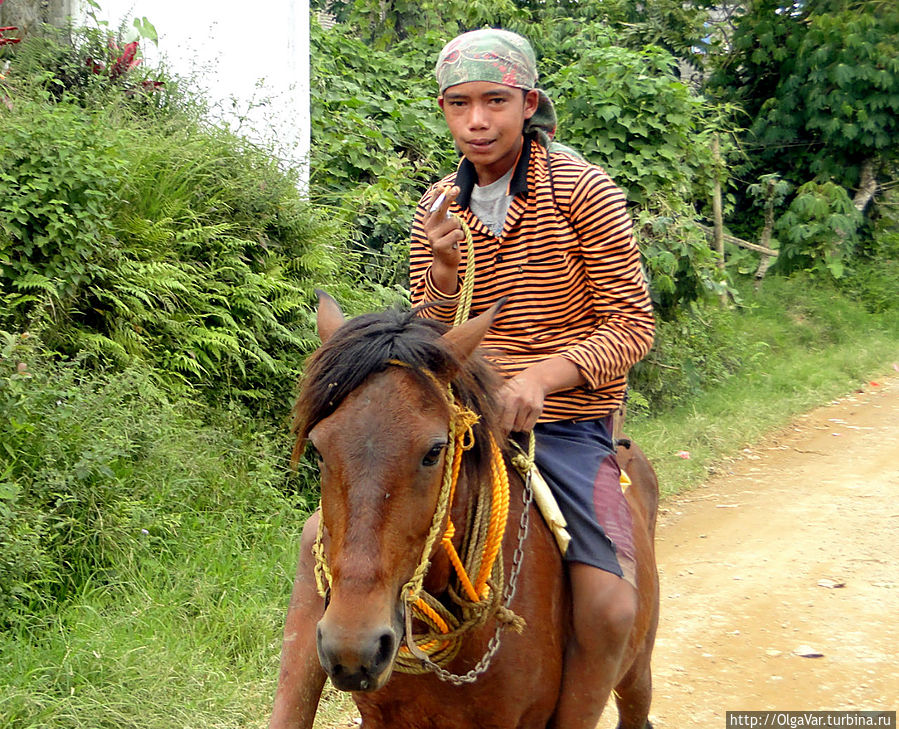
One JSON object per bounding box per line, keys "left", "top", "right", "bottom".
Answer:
{"left": 442, "top": 298, "right": 506, "bottom": 363}
{"left": 315, "top": 289, "right": 345, "bottom": 344}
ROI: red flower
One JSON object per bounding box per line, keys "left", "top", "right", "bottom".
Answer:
{"left": 85, "top": 57, "right": 105, "bottom": 74}
{"left": 109, "top": 41, "right": 141, "bottom": 79}
{"left": 0, "top": 25, "right": 21, "bottom": 46}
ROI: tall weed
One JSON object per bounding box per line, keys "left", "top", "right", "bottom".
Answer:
{"left": 0, "top": 332, "right": 303, "bottom": 628}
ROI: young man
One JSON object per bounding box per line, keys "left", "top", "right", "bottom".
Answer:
{"left": 409, "top": 28, "right": 655, "bottom": 729}
{"left": 268, "top": 28, "right": 655, "bottom": 729}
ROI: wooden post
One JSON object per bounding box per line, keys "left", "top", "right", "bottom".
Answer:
{"left": 711, "top": 135, "right": 727, "bottom": 306}
{"left": 754, "top": 177, "right": 777, "bottom": 288}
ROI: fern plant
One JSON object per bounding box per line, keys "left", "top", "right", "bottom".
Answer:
{"left": 1, "top": 30, "right": 386, "bottom": 419}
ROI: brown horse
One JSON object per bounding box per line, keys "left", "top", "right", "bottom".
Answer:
{"left": 269, "top": 292, "right": 659, "bottom": 729}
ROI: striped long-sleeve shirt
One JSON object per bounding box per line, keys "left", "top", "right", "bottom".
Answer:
{"left": 410, "top": 136, "right": 655, "bottom": 422}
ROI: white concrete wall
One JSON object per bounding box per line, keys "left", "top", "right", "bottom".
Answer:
{"left": 75, "top": 0, "right": 310, "bottom": 189}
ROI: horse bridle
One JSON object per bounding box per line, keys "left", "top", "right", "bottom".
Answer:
{"left": 310, "top": 361, "right": 534, "bottom": 684}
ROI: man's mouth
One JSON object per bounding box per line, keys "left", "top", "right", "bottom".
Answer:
{"left": 467, "top": 139, "right": 495, "bottom": 152}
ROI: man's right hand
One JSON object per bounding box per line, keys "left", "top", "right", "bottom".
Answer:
{"left": 424, "top": 185, "right": 464, "bottom": 295}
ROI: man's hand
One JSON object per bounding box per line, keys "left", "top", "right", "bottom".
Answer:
{"left": 499, "top": 371, "right": 547, "bottom": 434}
{"left": 424, "top": 185, "right": 464, "bottom": 295}
{"left": 498, "top": 358, "right": 588, "bottom": 434}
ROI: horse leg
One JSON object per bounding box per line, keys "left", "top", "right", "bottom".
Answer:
{"left": 269, "top": 510, "right": 328, "bottom": 729}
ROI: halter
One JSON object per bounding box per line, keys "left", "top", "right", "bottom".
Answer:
{"left": 311, "top": 359, "right": 528, "bottom": 682}
{"left": 312, "top": 216, "right": 534, "bottom": 684}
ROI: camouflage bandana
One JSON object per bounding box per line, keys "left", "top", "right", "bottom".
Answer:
{"left": 435, "top": 28, "right": 560, "bottom": 147}
{"left": 436, "top": 28, "right": 537, "bottom": 94}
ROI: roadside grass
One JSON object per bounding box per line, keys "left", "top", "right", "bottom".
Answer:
{"left": 0, "top": 508, "right": 302, "bottom": 729}
{"left": 1, "top": 274, "right": 897, "bottom": 729}
{"left": 630, "top": 275, "right": 899, "bottom": 496}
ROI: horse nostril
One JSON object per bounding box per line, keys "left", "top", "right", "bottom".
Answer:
{"left": 373, "top": 629, "right": 396, "bottom": 670}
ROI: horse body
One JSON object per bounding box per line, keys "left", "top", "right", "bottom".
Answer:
{"left": 291, "top": 294, "right": 659, "bottom": 729}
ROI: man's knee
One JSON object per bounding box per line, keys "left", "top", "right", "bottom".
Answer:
{"left": 571, "top": 565, "right": 637, "bottom": 646}
{"left": 599, "top": 579, "right": 637, "bottom": 641}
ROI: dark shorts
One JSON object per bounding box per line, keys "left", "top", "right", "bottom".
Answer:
{"left": 533, "top": 418, "right": 637, "bottom": 588}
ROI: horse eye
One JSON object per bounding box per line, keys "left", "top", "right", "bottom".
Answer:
{"left": 422, "top": 443, "right": 446, "bottom": 467}
{"left": 307, "top": 442, "right": 323, "bottom": 465}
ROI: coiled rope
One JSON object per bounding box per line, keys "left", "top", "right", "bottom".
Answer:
{"left": 312, "top": 214, "right": 534, "bottom": 683}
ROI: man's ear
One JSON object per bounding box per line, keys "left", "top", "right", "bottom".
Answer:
{"left": 523, "top": 89, "right": 539, "bottom": 120}
{"left": 438, "top": 95, "right": 445, "bottom": 111}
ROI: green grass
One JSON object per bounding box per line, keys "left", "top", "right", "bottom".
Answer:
{"left": 1, "top": 274, "right": 897, "bottom": 729}
{"left": 0, "top": 509, "right": 302, "bottom": 729}
{"left": 629, "top": 274, "right": 899, "bottom": 495}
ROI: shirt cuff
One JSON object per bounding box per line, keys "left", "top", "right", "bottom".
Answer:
{"left": 420, "top": 268, "right": 462, "bottom": 321}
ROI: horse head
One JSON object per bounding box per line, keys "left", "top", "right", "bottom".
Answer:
{"left": 294, "top": 291, "right": 503, "bottom": 692}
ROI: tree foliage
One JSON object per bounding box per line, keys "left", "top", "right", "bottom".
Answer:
{"left": 545, "top": 27, "right": 733, "bottom": 309}
{"left": 308, "top": 23, "right": 455, "bottom": 286}
{"left": 309, "top": 11, "right": 739, "bottom": 312}
{"left": 709, "top": 0, "right": 899, "bottom": 248}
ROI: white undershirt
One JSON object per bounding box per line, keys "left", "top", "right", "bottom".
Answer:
{"left": 469, "top": 167, "right": 515, "bottom": 238}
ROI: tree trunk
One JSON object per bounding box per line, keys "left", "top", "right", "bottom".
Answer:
{"left": 852, "top": 158, "right": 879, "bottom": 213}
{"left": 1, "top": 0, "right": 76, "bottom": 38}
{"left": 711, "top": 135, "right": 727, "bottom": 307}
{"left": 754, "top": 177, "right": 777, "bottom": 287}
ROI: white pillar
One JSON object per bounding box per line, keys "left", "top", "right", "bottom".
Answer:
{"left": 68, "top": 0, "right": 311, "bottom": 191}
{"left": 288, "top": 0, "right": 311, "bottom": 194}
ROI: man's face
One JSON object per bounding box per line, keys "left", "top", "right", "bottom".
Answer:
{"left": 439, "top": 81, "right": 539, "bottom": 185}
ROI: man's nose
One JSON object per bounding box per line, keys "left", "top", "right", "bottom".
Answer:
{"left": 468, "top": 102, "right": 488, "bottom": 129}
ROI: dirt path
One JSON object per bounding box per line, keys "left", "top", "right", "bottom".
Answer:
{"left": 619, "top": 375, "right": 899, "bottom": 727}
{"left": 319, "top": 376, "right": 899, "bottom": 728}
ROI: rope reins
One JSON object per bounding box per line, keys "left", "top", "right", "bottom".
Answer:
{"left": 311, "top": 358, "right": 526, "bottom": 680}
{"left": 311, "top": 214, "right": 535, "bottom": 684}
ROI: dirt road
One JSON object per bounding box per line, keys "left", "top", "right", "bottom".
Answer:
{"left": 627, "top": 375, "right": 899, "bottom": 727}
{"left": 319, "top": 376, "right": 899, "bottom": 728}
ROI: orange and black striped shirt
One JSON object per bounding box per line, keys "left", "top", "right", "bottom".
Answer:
{"left": 410, "top": 137, "right": 654, "bottom": 422}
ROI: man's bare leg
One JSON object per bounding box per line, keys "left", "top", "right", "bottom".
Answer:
{"left": 550, "top": 563, "right": 637, "bottom": 729}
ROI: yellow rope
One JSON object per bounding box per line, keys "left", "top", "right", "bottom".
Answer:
{"left": 452, "top": 214, "right": 476, "bottom": 327}
{"left": 475, "top": 434, "right": 510, "bottom": 597}
{"left": 442, "top": 525, "right": 479, "bottom": 603}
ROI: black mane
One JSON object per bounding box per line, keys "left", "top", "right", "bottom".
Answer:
{"left": 292, "top": 307, "right": 502, "bottom": 470}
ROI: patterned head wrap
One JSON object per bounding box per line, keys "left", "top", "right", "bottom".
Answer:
{"left": 435, "top": 28, "right": 560, "bottom": 147}
{"left": 436, "top": 28, "right": 537, "bottom": 94}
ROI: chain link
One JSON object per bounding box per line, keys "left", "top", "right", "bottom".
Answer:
{"left": 417, "top": 465, "right": 535, "bottom": 685}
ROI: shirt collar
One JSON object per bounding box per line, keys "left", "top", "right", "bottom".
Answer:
{"left": 454, "top": 135, "right": 534, "bottom": 210}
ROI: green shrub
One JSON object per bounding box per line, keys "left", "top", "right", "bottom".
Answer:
{"left": 0, "top": 331, "right": 304, "bottom": 628}
{"left": 629, "top": 301, "right": 746, "bottom": 415}
{"left": 840, "top": 186, "right": 899, "bottom": 314}
{"left": 0, "top": 98, "right": 124, "bottom": 313}
{"left": 774, "top": 180, "right": 863, "bottom": 279}
{"left": 1, "top": 30, "right": 387, "bottom": 418}
{"left": 309, "top": 24, "right": 454, "bottom": 287}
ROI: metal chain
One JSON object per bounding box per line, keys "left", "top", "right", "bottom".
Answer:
{"left": 417, "top": 463, "right": 535, "bottom": 685}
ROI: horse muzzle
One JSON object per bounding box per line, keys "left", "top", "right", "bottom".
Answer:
{"left": 316, "top": 606, "right": 403, "bottom": 692}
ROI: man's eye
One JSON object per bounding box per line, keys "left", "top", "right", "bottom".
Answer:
{"left": 422, "top": 443, "right": 446, "bottom": 467}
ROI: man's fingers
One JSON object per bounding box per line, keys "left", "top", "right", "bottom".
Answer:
{"left": 427, "top": 185, "right": 459, "bottom": 222}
